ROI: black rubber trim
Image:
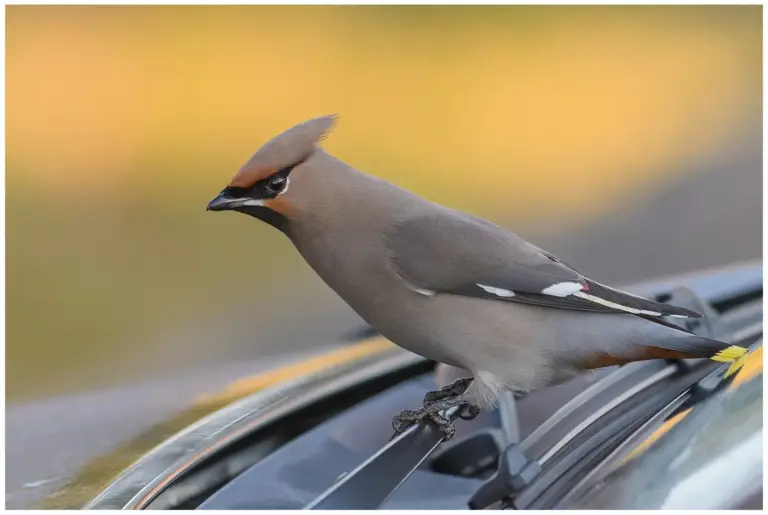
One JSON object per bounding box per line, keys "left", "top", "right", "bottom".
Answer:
{"left": 517, "top": 361, "right": 717, "bottom": 509}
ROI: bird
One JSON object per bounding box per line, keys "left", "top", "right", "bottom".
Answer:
{"left": 207, "top": 115, "right": 749, "bottom": 440}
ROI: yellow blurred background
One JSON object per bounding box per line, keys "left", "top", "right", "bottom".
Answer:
{"left": 5, "top": 5, "right": 762, "bottom": 401}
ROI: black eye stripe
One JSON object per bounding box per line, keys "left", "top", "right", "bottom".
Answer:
{"left": 221, "top": 185, "right": 250, "bottom": 198}
{"left": 255, "top": 162, "right": 300, "bottom": 196}
{"left": 222, "top": 159, "right": 303, "bottom": 200}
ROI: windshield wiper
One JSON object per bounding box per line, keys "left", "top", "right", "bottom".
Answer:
{"left": 304, "top": 408, "right": 458, "bottom": 509}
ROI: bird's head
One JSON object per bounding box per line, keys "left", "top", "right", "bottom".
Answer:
{"left": 206, "top": 115, "right": 337, "bottom": 231}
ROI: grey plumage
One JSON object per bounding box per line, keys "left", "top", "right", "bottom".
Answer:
{"left": 386, "top": 211, "right": 701, "bottom": 317}
{"left": 208, "top": 116, "right": 747, "bottom": 415}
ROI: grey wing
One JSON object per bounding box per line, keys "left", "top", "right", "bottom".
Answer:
{"left": 386, "top": 212, "right": 701, "bottom": 318}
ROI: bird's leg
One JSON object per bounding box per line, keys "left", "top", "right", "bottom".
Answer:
{"left": 425, "top": 376, "right": 480, "bottom": 421}
{"left": 391, "top": 384, "right": 480, "bottom": 441}
{"left": 423, "top": 377, "right": 475, "bottom": 404}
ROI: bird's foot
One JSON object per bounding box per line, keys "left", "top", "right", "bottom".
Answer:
{"left": 391, "top": 407, "right": 453, "bottom": 441}
{"left": 423, "top": 377, "right": 474, "bottom": 404}
{"left": 390, "top": 395, "right": 480, "bottom": 442}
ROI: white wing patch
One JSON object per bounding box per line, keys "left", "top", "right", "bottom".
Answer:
{"left": 540, "top": 280, "right": 677, "bottom": 317}
{"left": 572, "top": 291, "right": 662, "bottom": 316}
{"left": 477, "top": 284, "right": 515, "bottom": 298}
{"left": 541, "top": 281, "right": 583, "bottom": 297}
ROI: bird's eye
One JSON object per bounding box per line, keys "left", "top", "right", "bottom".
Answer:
{"left": 266, "top": 176, "right": 287, "bottom": 194}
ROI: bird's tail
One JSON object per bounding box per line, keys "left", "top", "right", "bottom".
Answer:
{"left": 714, "top": 345, "right": 751, "bottom": 378}
{"left": 647, "top": 330, "right": 749, "bottom": 378}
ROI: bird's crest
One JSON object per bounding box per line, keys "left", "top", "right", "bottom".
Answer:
{"left": 228, "top": 115, "right": 338, "bottom": 188}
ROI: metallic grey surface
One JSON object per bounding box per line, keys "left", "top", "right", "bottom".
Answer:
{"left": 5, "top": 356, "right": 301, "bottom": 510}
{"left": 85, "top": 347, "right": 423, "bottom": 509}
{"left": 523, "top": 361, "right": 677, "bottom": 463}
{"left": 553, "top": 392, "right": 689, "bottom": 508}
{"left": 569, "top": 364, "right": 763, "bottom": 509}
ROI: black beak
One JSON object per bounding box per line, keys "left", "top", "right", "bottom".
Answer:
{"left": 207, "top": 192, "right": 266, "bottom": 212}
{"left": 206, "top": 193, "right": 238, "bottom": 211}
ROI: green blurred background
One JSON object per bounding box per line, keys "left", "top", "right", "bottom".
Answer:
{"left": 5, "top": 5, "right": 762, "bottom": 403}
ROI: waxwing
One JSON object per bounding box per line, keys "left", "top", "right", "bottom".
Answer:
{"left": 208, "top": 116, "right": 747, "bottom": 439}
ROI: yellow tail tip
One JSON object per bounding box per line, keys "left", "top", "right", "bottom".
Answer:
{"left": 711, "top": 345, "right": 748, "bottom": 363}
{"left": 724, "top": 351, "right": 750, "bottom": 379}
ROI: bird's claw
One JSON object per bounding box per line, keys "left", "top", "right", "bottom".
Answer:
{"left": 390, "top": 406, "right": 455, "bottom": 441}
{"left": 390, "top": 377, "right": 479, "bottom": 441}
{"left": 423, "top": 377, "right": 474, "bottom": 404}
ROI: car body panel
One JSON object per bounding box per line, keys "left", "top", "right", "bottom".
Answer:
{"left": 36, "top": 261, "right": 763, "bottom": 509}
